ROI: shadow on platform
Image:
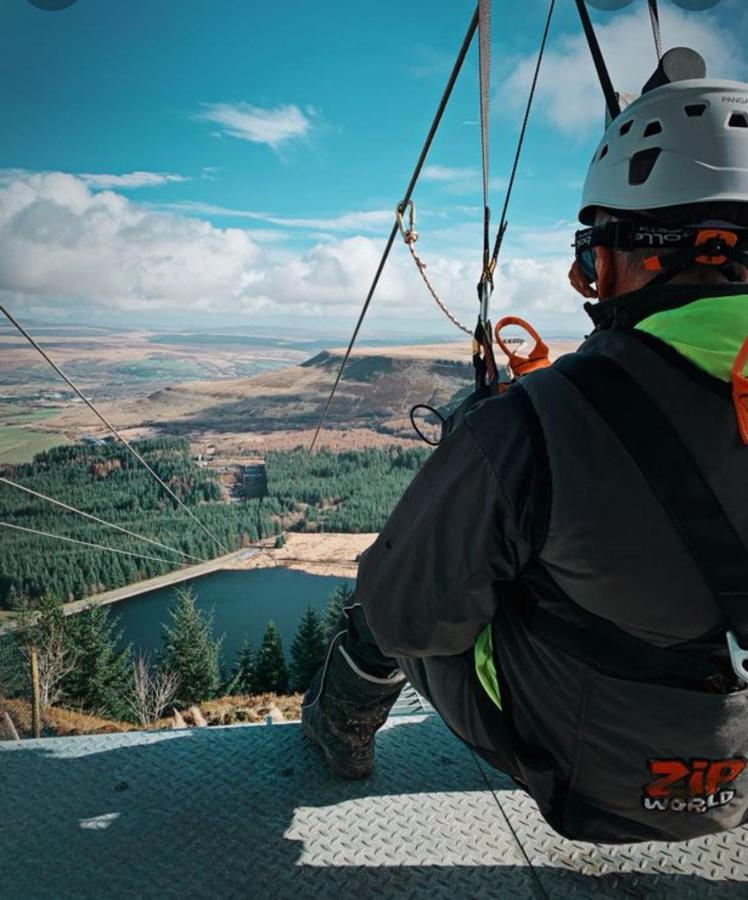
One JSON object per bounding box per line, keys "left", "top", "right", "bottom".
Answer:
{"left": 1, "top": 715, "right": 741, "bottom": 899}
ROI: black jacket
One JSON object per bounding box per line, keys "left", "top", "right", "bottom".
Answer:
{"left": 356, "top": 287, "right": 748, "bottom": 842}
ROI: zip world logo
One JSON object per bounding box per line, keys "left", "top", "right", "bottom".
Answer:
{"left": 642, "top": 757, "right": 747, "bottom": 814}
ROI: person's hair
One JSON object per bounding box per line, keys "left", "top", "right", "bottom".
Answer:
{"left": 595, "top": 203, "right": 748, "bottom": 285}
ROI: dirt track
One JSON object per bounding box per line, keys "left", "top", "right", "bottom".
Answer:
{"left": 235, "top": 532, "right": 375, "bottom": 579}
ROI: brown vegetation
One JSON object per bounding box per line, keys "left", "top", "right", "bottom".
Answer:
{"left": 160, "top": 693, "right": 303, "bottom": 728}
{"left": 8, "top": 329, "right": 581, "bottom": 461}
{"left": 41, "top": 338, "right": 581, "bottom": 449}
{"left": 0, "top": 692, "right": 303, "bottom": 740}
{"left": 0, "top": 698, "right": 134, "bottom": 739}
{"left": 236, "top": 531, "right": 375, "bottom": 578}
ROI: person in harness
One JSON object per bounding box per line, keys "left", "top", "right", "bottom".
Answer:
{"left": 302, "top": 73, "right": 748, "bottom": 844}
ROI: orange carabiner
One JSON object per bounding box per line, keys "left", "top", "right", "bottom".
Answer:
{"left": 731, "top": 336, "right": 748, "bottom": 446}
{"left": 494, "top": 316, "right": 551, "bottom": 379}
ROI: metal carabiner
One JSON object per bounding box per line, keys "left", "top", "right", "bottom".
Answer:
{"left": 477, "top": 278, "right": 492, "bottom": 327}
{"left": 726, "top": 630, "right": 748, "bottom": 684}
{"left": 396, "top": 200, "right": 417, "bottom": 244}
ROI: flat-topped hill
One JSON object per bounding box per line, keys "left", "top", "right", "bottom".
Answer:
{"left": 45, "top": 338, "right": 579, "bottom": 444}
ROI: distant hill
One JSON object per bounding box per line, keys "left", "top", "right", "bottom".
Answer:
{"left": 46, "top": 339, "right": 579, "bottom": 443}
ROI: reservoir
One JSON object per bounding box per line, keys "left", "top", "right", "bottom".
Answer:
{"left": 112, "top": 568, "right": 354, "bottom": 669}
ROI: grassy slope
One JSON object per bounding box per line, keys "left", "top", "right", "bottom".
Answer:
{"left": 0, "top": 693, "right": 303, "bottom": 740}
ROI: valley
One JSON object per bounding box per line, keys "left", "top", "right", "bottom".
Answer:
{"left": 1, "top": 322, "right": 580, "bottom": 464}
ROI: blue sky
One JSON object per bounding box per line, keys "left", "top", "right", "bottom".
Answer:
{"left": 1, "top": 0, "right": 745, "bottom": 337}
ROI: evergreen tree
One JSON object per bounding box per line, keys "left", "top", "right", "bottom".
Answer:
{"left": 289, "top": 607, "right": 327, "bottom": 693}
{"left": 62, "top": 604, "right": 133, "bottom": 720}
{"left": 160, "top": 586, "right": 221, "bottom": 706}
{"left": 0, "top": 443, "right": 431, "bottom": 606}
{"left": 225, "top": 640, "right": 254, "bottom": 695}
{"left": 252, "top": 621, "right": 288, "bottom": 694}
{"left": 0, "top": 637, "right": 27, "bottom": 700}
{"left": 323, "top": 583, "right": 354, "bottom": 640}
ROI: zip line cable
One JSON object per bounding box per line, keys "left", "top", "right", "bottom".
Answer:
{"left": 307, "top": 4, "right": 481, "bottom": 454}
{"left": 478, "top": 0, "right": 491, "bottom": 212}
{"left": 490, "top": 0, "right": 556, "bottom": 269}
{"left": 400, "top": 0, "right": 554, "bottom": 339}
{"left": 478, "top": 0, "right": 492, "bottom": 276}
{"left": 574, "top": 0, "right": 621, "bottom": 123}
{"left": 0, "top": 476, "right": 206, "bottom": 564}
{"left": 0, "top": 521, "right": 176, "bottom": 567}
{"left": 648, "top": 0, "right": 663, "bottom": 62}
{"left": 0, "top": 305, "right": 229, "bottom": 554}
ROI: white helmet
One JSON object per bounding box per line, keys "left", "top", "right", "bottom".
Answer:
{"left": 579, "top": 79, "right": 748, "bottom": 225}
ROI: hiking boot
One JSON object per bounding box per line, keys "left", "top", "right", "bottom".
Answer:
{"left": 302, "top": 642, "right": 405, "bottom": 780}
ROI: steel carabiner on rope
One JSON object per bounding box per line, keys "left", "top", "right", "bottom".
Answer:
{"left": 396, "top": 200, "right": 418, "bottom": 245}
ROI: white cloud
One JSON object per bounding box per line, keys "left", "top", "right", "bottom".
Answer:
{"left": 164, "top": 201, "right": 393, "bottom": 233}
{"left": 199, "top": 102, "right": 312, "bottom": 148}
{"left": 500, "top": 5, "right": 746, "bottom": 136}
{"left": 78, "top": 171, "right": 188, "bottom": 189}
{"left": 0, "top": 170, "right": 585, "bottom": 335}
{"left": 422, "top": 165, "right": 479, "bottom": 182}
{"left": 0, "top": 168, "right": 187, "bottom": 191}
{"left": 420, "top": 164, "right": 505, "bottom": 196}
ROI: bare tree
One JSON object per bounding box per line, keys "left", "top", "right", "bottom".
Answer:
{"left": 15, "top": 595, "right": 78, "bottom": 709}
{"left": 33, "top": 636, "right": 78, "bottom": 710}
{"left": 127, "top": 655, "right": 180, "bottom": 726}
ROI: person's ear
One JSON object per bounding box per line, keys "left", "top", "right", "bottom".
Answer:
{"left": 594, "top": 247, "right": 617, "bottom": 301}
{"left": 568, "top": 259, "right": 598, "bottom": 299}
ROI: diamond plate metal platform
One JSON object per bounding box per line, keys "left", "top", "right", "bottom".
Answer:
{"left": 2, "top": 711, "right": 747, "bottom": 899}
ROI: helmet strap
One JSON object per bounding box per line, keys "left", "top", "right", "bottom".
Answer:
{"left": 575, "top": 222, "right": 748, "bottom": 288}
{"left": 641, "top": 230, "right": 748, "bottom": 287}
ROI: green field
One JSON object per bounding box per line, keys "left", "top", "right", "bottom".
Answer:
{"left": 106, "top": 356, "right": 204, "bottom": 380}
{"left": 0, "top": 426, "right": 70, "bottom": 464}
{"left": 0, "top": 407, "right": 59, "bottom": 426}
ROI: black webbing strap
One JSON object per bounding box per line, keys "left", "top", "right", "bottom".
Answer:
{"left": 574, "top": 0, "right": 621, "bottom": 123}
{"left": 555, "top": 353, "right": 748, "bottom": 644}
{"left": 529, "top": 601, "right": 720, "bottom": 688}
{"left": 647, "top": 0, "right": 662, "bottom": 61}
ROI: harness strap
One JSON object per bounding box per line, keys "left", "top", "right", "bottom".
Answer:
{"left": 574, "top": 0, "right": 621, "bottom": 123}
{"left": 733, "top": 338, "right": 748, "bottom": 446}
{"left": 555, "top": 353, "right": 748, "bottom": 655}
{"left": 647, "top": 0, "right": 662, "bottom": 62}
{"left": 478, "top": 0, "right": 492, "bottom": 280}
{"left": 528, "top": 602, "right": 722, "bottom": 689}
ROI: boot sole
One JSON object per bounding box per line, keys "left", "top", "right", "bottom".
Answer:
{"left": 302, "top": 718, "right": 373, "bottom": 781}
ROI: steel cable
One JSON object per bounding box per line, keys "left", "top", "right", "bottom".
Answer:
{"left": 0, "top": 305, "right": 229, "bottom": 554}
{"left": 479, "top": 0, "right": 492, "bottom": 275}
{"left": 648, "top": 0, "right": 663, "bottom": 62}
{"left": 0, "top": 476, "right": 206, "bottom": 563}
{"left": 574, "top": 0, "right": 621, "bottom": 124}
{"left": 307, "top": 4, "right": 481, "bottom": 454}
{"left": 478, "top": 0, "right": 491, "bottom": 212}
{"left": 490, "top": 0, "right": 556, "bottom": 268}
{"left": 0, "top": 521, "right": 176, "bottom": 567}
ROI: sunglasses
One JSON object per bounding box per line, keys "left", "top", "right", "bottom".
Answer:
{"left": 574, "top": 228, "right": 598, "bottom": 283}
